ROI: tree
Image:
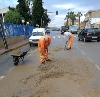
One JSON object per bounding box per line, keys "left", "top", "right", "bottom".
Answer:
{"left": 16, "top": 0, "right": 30, "bottom": 24}
{"left": 32, "top": 0, "right": 44, "bottom": 26}
{"left": 4, "top": 10, "right": 23, "bottom": 24}
{"left": 77, "top": 12, "right": 82, "bottom": 29}
{"left": 25, "top": 0, "right": 51, "bottom": 26}
{"left": 68, "top": 11, "right": 76, "bottom": 25}
{"left": 64, "top": 12, "right": 70, "bottom": 28}
{"left": 42, "top": 9, "right": 51, "bottom": 27}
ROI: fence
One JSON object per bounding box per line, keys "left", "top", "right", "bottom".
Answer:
{"left": 0, "top": 22, "right": 37, "bottom": 39}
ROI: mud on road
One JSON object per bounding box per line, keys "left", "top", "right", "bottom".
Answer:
{"left": 0, "top": 45, "right": 100, "bottom": 97}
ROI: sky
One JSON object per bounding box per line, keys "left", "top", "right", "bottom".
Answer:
{"left": 1, "top": 0, "right": 100, "bottom": 27}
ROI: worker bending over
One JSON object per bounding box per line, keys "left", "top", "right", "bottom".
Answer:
{"left": 38, "top": 35, "right": 52, "bottom": 65}
{"left": 61, "top": 31, "right": 74, "bottom": 50}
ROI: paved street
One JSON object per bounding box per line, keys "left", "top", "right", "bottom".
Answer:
{"left": 0, "top": 30, "right": 100, "bottom": 97}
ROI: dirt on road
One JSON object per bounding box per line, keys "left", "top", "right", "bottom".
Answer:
{"left": 0, "top": 45, "right": 100, "bottom": 97}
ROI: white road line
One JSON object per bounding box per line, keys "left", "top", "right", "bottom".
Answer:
{"left": 25, "top": 48, "right": 38, "bottom": 59}
{"left": 74, "top": 43, "right": 100, "bottom": 72}
{"left": 33, "top": 48, "right": 38, "bottom": 53}
{"left": 76, "top": 46, "right": 80, "bottom": 50}
{"left": 95, "top": 65, "right": 100, "bottom": 70}
{"left": 74, "top": 43, "right": 85, "bottom": 44}
{"left": 53, "top": 36, "right": 55, "bottom": 39}
{"left": 0, "top": 76, "right": 5, "bottom": 81}
{"left": 62, "top": 36, "right": 66, "bottom": 38}
{"left": 87, "top": 57, "right": 94, "bottom": 63}
{"left": 58, "top": 35, "right": 60, "bottom": 38}
{"left": 81, "top": 51, "right": 86, "bottom": 55}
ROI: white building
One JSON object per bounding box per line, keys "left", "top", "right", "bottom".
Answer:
{"left": 84, "top": 9, "right": 100, "bottom": 28}
{"left": 0, "top": 8, "right": 9, "bottom": 22}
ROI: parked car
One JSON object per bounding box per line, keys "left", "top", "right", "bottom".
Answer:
{"left": 45, "top": 29, "right": 50, "bottom": 34}
{"left": 29, "top": 28, "right": 45, "bottom": 46}
{"left": 52, "top": 27, "right": 60, "bottom": 31}
{"left": 32, "top": 28, "right": 46, "bottom": 35}
{"left": 61, "top": 26, "right": 66, "bottom": 32}
{"left": 69, "top": 25, "right": 78, "bottom": 34}
{"left": 78, "top": 28, "right": 100, "bottom": 42}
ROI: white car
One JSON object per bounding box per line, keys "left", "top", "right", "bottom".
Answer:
{"left": 28, "top": 28, "right": 45, "bottom": 46}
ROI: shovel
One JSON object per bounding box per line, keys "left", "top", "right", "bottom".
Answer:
{"left": 64, "top": 41, "right": 68, "bottom": 50}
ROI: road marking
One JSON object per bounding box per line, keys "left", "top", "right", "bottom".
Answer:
{"left": 81, "top": 51, "right": 86, "bottom": 55}
{"left": 52, "top": 35, "right": 77, "bottom": 39}
{"left": 0, "top": 76, "right": 5, "bottom": 81}
{"left": 95, "top": 65, "right": 100, "bottom": 70}
{"left": 53, "top": 36, "right": 55, "bottom": 39}
{"left": 25, "top": 48, "right": 38, "bottom": 59}
{"left": 58, "top": 35, "right": 60, "bottom": 38}
{"left": 74, "top": 43, "right": 100, "bottom": 71}
{"left": 74, "top": 43, "right": 85, "bottom": 44}
{"left": 62, "top": 36, "right": 66, "bottom": 38}
{"left": 33, "top": 48, "right": 38, "bottom": 53}
{"left": 87, "top": 57, "right": 94, "bottom": 63}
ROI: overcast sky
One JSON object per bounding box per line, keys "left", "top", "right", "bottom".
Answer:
{"left": 1, "top": 0, "right": 100, "bottom": 27}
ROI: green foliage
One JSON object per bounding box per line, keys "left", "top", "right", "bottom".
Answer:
{"left": 65, "top": 11, "right": 76, "bottom": 25}
{"left": 42, "top": 8, "right": 51, "bottom": 27}
{"left": 4, "top": 0, "right": 51, "bottom": 26}
{"left": 77, "top": 12, "right": 82, "bottom": 29}
{"left": 16, "top": 0, "right": 30, "bottom": 23}
{"left": 4, "top": 10, "right": 23, "bottom": 24}
{"left": 32, "top": 0, "right": 44, "bottom": 26}
{"left": 69, "top": 11, "right": 76, "bottom": 25}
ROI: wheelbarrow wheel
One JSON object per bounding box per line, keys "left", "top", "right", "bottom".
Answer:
{"left": 13, "top": 57, "right": 19, "bottom": 66}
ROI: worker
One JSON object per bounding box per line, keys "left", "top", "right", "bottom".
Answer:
{"left": 61, "top": 31, "right": 74, "bottom": 50}
{"left": 38, "top": 35, "right": 52, "bottom": 65}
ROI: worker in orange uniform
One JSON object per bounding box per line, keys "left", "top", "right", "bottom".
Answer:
{"left": 61, "top": 31, "right": 74, "bottom": 50}
{"left": 38, "top": 35, "right": 52, "bottom": 65}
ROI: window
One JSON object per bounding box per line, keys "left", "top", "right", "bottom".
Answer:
{"left": 32, "top": 32, "right": 44, "bottom": 36}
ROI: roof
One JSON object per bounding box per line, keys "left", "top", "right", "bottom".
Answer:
{"left": 0, "top": 8, "right": 9, "bottom": 14}
{"left": 84, "top": 9, "right": 100, "bottom": 16}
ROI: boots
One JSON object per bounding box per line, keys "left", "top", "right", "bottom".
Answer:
{"left": 46, "top": 59, "right": 52, "bottom": 62}
{"left": 67, "top": 47, "right": 71, "bottom": 50}
{"left": 41, "top": 61, "right": 45, "bottom": 65}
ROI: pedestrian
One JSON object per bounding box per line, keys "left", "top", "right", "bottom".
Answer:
{"left": 38, "top": 35, "right": 52, "bottom": 65}
{"left": 61, "top": 31, "right": 74, "bottom": 50}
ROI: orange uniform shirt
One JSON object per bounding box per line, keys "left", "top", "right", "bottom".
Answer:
{"left": 38, "top": 36, "right": 51, "bottom": 48}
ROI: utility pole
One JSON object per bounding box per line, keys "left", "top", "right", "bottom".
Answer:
{"left": 0, "top": 18, "right": 8, "bottom": 49}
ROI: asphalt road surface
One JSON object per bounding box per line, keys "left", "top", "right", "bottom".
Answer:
{"left": 0, "top": 30, "right": 100, "bottom": 97}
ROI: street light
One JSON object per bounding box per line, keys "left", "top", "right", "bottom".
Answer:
{"left": 27, "top": 22, "right": 30, "bottom": 37}
{"left": 22, "top": 20, "right": 25, "bottom": 38}
{"left": 22, "top": 20, "right": 25, "bottom": 25}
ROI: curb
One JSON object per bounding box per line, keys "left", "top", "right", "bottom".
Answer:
{"left": 0, "top": 42, "right": 29, "bottom": 55}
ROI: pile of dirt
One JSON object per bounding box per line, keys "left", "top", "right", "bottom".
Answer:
{"left": 18, "top": 57, "right": 100, "bottom": 97}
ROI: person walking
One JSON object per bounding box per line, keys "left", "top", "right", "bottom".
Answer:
{"left": 38, "top": 35, "right": 52, "bottom": 65}
{"left": 61, "top": 31, "right": 74, "bottom": 50}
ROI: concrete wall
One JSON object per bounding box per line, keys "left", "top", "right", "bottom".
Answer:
{"left": 91, "top": 10, "right": 100, "bottom": 18}
{"left": 0, "top": 36, "right": 25, "bottom": 48}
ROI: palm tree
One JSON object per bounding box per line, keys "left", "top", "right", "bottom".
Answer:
{"left": 68, "top": 11, "right": 76, "bottom": 25}
{"left": 77, "top": 12, "right": 82, "bottom": 29}
{"left": 64, "top": 12, "right": 70, "bottom": 28}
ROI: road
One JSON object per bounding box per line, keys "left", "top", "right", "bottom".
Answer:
{"left": 0, "top": 30, "right": 100, "bottom": 97}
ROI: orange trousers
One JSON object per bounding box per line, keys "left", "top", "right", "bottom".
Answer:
{"left": 38, "top": 47, "right": 49, "bottom": 63}
{"left": 67, "top": 35, "right": 74, "bottom": 49}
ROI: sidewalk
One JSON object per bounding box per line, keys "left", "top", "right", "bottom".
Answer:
{"left": 0, "top": 40, "right": 29, "bottom": 55}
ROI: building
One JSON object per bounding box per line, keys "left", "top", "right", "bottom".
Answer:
{"left": 80, "top": 21, "right": 86, "bottom": 29}
{"left": 84, "top": 9, "right": 100, "bottom": 28}
{"left": 0, "top": 7, "right": 9, "bottom": 22}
